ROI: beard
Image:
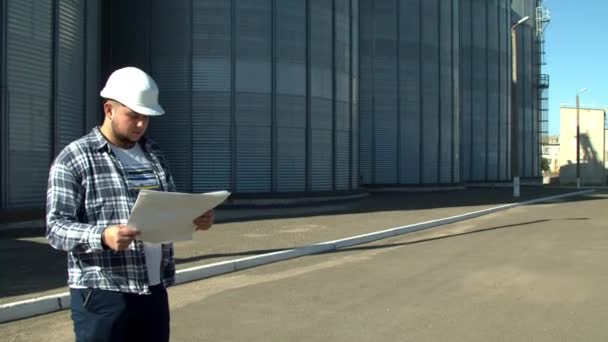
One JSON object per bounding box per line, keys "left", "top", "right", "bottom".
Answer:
{"left": 111, "top": 121, "right": 138, "bottom": 148}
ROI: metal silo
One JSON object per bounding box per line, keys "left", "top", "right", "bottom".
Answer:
{"left": 511, "top": 0, "right": 540, "bottom": 179}
{"left": 104, "top": 0, "right": 359, "bottom": 194}
{"left": 0, "top": 0, "right": 99, "bottom": 210}
{"left": 460, "top": 0, "right": 511, "bottom": 182}
{"left": 359, "top": 0, "right": 461, "bottom": 186}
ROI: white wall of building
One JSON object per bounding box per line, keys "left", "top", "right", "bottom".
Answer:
{"left": 558, "top": 107, "right": 606, "bottom": 184}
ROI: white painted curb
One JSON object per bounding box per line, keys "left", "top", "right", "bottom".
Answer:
{"left": 0, "top": 292, "right": 70, "bottom": 324}
{"left": 0, "top": 189, "right": 595, "bottom": 323}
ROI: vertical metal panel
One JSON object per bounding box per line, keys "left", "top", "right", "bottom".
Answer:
{"left": 191, "top": 0, "right": 232, "bottom": 191}
{"left": 486, "top": 0, "right": 499, "bottom": 180}
{"left": 528, "top": 0, "right": 535, "bottom": 177}
{"left": 459, "top": 0, "right": 471, "bottom": 181}
{"left": 526, "top": 0, "right": 534, "bottom": 177}
{"left": 309, "top": 0, "right": 333, "bottom": 191}
{"left": 272, "top": 0, "right": 277, "bottom": 192}
{"left": 148, "top": 0, "right": 192, "bottom": 192}
{"left": 521, "top": 7, "right": 528, "bottom": 184}
{"left": 399, "top": 0, "right": 421, "bottom": 184}
{"left": 331, "top": 0, "right": 336, "bottom": 190}
{"left": 395, "top": 0, "right": 401, "bottom": 184}
{"left": 334, "top": 0, "right": 350, "bottom": 190}
{"left": 305, "top": 0, "right": 311, "bottom": 191}
{"left": 276, "top": 0, "right": 306, "bottom": 191}
{"left": 234, "top": 0, "right": 272, "bottom": 192}
{"left": 358, "top": 0, "right": 372, "bottom": 184}
{"left": 506, "top": 2, "right": 512, "bottom": 179}
{"left": 55, "top": 0, "right": 86, "bottom": 152}
{"left": 335, "top": 130, "right": 350, "bottom": 190}
{"left": 84, "top": 0, "right": 100, "bottom": 131}
{"left": 531, "top": 0, "right": 539, "bottom": 177}
{"left": 360, "top": 0, "right": 459, "bottom": 186}
{"left": 420, "top": 0, "right": 439, "bottom": 184}
{"left": 0, "top": 0, "right": 6, "bottom": 208}
{"left": 470, "top": 0, "right": 487, "bottom": 181}
{"left": 528, "top": 0, "right": 539, "bottom": 177}
{"left": 451, "top": 0, "right": 460, "bottom": 183}
{"left": 104, "top": 0, "right": 151, "bottom": 72}
{"left": 498, "top": 0, "right": 508, "bottom": 180}
{"left": 351, "top": 0, "right": 359, "bottom": 189}
{"left": 522, "top": 4, "right": 532, "bottom": 176}
{"left": 439, "top": 0, "right": 453, "bottom": 183}
{"left": 372, "top": 0, "right": 398, "bottom": 184}
{"left": 513, "top": 0, "right": 523, "bottom": 178}
{"left": 522, "top": 0, "right": 531, "bottom": 177}
{"left": 6, "top": 0, "right": 53, "bottom": 207}
{"left": 460, "top": 0, "right": 511, "bottom": 182}
{"left": 511, "top": 0, "right": 539, "bottom": 178}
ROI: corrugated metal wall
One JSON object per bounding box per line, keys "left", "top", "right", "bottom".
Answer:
{"left": 276, "top": 0, "right": 307, "bottom": 191}
{"left": 105, "top": 0, "right": 359, "bottom": 194}
{"left": 151, "top": 0, "right": 193, "bottom": 193}
{"left": 351, "top": 0, "right": 359, "bottom": 190}
{"left": 460, "top": 0, "right": 510, "bottom": 182}
{"left": 193, "top": 0, "right": 231, "bottom": 192}
{"left": 512, "top": 0, "right": 540, "bottom": 178}
{"left": 0, "top": 0, "right": 5, "bottom": 209}
{"left": 4, "top": 0, "right": 53, "bottom": 208}
{"left": 359, "top": 0, "right": 461, "bottom": 186}
{"left": 0, "top": 0, "right": 99, "bottom": 209}
{"left": 0, "top": 0, "right": 543, "bottom": 210}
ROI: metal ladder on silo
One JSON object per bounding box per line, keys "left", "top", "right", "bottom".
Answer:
{"left": 536, "top": 1, "right": 551, "bottom": 174}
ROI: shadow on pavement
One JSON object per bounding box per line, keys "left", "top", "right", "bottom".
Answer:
{"left": 0, "top": 238, "right": 67, "bottom": 299}
{"left": 331, "top": 217, "right": 588, "bottom": 254}
{"left": 218, "top": 187, "right": 603, "bottom": 223}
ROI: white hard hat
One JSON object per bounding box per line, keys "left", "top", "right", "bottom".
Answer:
{"left": 100, "top": 67, "right": 165, "bottom": 116}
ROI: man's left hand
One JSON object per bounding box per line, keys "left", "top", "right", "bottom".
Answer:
{"left": 194, "top": 210, "right": 215, "bottom": 231}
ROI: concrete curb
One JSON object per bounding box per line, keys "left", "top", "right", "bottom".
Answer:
{"left": 0, "top": 189, "right": 595, "bottom": 323}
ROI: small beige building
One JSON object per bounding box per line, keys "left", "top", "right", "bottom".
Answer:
{"left": 542, "top": 135, "right": 560, "bottom": 174}
{"left": 558, "top": 106, "right": 606, "bottom": 185}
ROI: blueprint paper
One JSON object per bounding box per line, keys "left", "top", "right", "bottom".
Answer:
{"left": 128, "top": 190, "right": 230, "bottom": 243}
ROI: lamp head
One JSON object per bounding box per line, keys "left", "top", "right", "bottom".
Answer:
{"left": 517, "top": 16, "right": 530, "bottom": 26}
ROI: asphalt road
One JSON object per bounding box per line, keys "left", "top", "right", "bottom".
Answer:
{"left": 2, "top": 191, "right": 607, "bottom": 341}
{"left": 0, "top": 187, "right": 577, "bottom": 305}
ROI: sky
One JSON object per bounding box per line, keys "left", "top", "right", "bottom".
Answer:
{"left": 544, "top": 0, "right": 608, "bottom": 135}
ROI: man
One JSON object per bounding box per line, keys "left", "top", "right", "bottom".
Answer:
{"left": 46, "top": 66, "right": 213, "bottom": 342}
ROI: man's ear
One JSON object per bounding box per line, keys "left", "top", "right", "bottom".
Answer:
{"left": 103, "top": 101, "right": 114, "bottom": 121}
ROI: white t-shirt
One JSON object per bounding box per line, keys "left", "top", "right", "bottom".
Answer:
{"left": 112, "top": 143, "right": 163, "bottom": 286}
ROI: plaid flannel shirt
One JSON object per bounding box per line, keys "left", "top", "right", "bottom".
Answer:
{"left": 46, "top": 127, "right": 176, "bottom": 294}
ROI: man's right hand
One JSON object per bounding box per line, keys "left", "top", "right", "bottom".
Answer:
{"left": 101, "top": 225, "right": 140, "bottom": 251}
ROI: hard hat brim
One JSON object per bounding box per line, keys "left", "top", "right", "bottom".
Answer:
{"left": 100, "top": 93, "right": 165, "bottom": 116}
{"left": 125, "top": 102, "right": 165, "bottom": 116}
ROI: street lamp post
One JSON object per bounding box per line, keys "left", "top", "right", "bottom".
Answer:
{"left": 576, "top": 88, "right": 589, "bottom": 188}
{"left": 511, "top": 16, "right": 529, "bottom": 198}
{"left": 602, "top": 109, "right": 606, "bottom": 186}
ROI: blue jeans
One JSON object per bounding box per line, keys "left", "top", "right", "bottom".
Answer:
{"left": 70, "top": 285, "right": 170, "bottom": 342}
